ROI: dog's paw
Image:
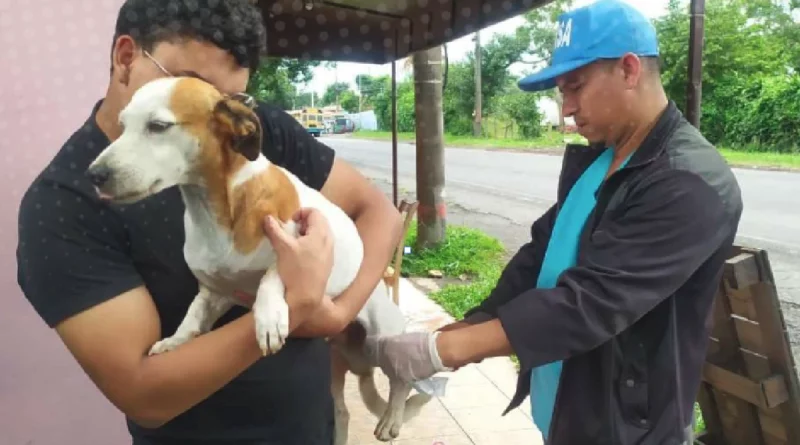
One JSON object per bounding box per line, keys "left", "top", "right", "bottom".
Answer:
{"left": 374, "top": 410, "right": 403, "bottom": 442}
{"left": 148, "top": 336, "right": 189, "bottom": 356}
{"left": 254, "top": 299, "right": 289, "bottom": 356}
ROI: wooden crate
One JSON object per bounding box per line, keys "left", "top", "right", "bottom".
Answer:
{"left": 695, "top": 246, "right": 800, "bottom": 445}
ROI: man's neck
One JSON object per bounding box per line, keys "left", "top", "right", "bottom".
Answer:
{"left": 610, "top": 94, "right": 669, "bottom": 167}
{"left": 95, "top": 87, "right": 125, "bottom": 142}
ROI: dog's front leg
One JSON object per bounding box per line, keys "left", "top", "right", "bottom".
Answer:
{"left": 253, "top": 266, "right": 290, "bottom": 356}
{"left": 149, "top": 286, "right": 236, "bottom": 355}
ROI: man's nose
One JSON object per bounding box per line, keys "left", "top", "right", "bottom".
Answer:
{"left": 85, "top": 165, "right": 112, "bottom": 187}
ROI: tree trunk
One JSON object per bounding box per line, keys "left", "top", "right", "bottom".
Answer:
{"left": 473, "top": 31, "right": 482, "bottom": 137}
{"left": 413, "top": 46, "right": 446, "bottom": 250}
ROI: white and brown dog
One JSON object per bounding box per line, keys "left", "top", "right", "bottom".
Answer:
{"left": 86, "top": 76, "right": 432, "bottom": 444}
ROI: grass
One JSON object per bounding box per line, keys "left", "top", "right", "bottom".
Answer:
{"left": 352, "top": 130, "right": 800, "bottom": 170}
{"left": 352, "top": 129, "right": 585, "bottom": 151}
{"left": 399, "top": 221, "right": 708, "bottom": 436}
{"left": 400, "top": 221, "right": 506, "bottom": 319}
{"left": 400, "top": 222, "right": 517, "bottom": 369}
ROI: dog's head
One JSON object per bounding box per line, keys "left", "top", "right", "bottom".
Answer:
{"left": 86, "top": 77, "right": 262, "bottom": 204}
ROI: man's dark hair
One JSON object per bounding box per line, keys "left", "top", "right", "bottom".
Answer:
{"left": 111, "top": 0, "right": 267, "bottom": 70}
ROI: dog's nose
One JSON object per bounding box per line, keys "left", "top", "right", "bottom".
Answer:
{"left": 86, "top": 166, "right": 111, "bottom": 187}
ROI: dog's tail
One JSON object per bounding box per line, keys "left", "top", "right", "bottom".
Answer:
{"left": 358, "top": 371, "right": 433, "bottom": 422}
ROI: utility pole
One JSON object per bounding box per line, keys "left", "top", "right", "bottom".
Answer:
{"left": 357, "top": 75, "right": 363, "bottom": 113}
{"left": 686, "top": 0, "right": 705, "bottom": 128}
{"left": 473, "top": 30, "right": 482, "bottom": 137}
{"left": 413, "top": 45, "right": 446, "bottom": 249}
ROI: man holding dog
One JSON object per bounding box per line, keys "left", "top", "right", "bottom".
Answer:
{"left": 16, "top": 0, "right": 400, "bottom": 444}
{"left": 367, "top": 1, "right": 743, "bottom": 444}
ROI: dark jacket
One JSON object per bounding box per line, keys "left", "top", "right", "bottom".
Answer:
{"left": 463, "top": 101, "right": 742, "bottom": 445}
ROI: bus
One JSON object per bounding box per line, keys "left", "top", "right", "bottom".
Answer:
{"left": 288, "top": 107, "right": 323, "bottom": 137}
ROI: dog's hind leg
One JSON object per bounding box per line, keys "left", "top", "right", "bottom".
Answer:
{"left": 374, "top": 378, "right": 415, "bottom": 441}
{"left": 331, "top": 346, "right": 351, "bottom": 445}
{"left": 149, "top": 285, "right": 236, "bottom": 355}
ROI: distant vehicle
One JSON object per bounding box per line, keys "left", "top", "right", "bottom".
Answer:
{"left": 288, "top": 107, "right": 323, "bottom": 137}
{"left": 332, "top": 117, "right": 355, "bottom": 134}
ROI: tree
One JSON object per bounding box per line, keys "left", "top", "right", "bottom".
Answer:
{"left": 654, "top": 0, "right": 798, "bottom": 146}
{"left": 519, "top": 0, "right": 574, "bottom": 130}
{"left": 246, "top": 58, "right": 323, "bottom": 110}
{"left": 413, "top": 46, "right": 446, "bottom": 249}
{"left": 321, "top": 82, "right": 352, "bottom": 107}
{"left": 339, "top": 90, "right": 359, "bottom": 113}
{"left": 293, "top": 91, "right": 320, "bottom": 109}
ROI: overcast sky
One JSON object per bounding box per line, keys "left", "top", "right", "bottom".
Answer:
{"left": 303, "top": 0, "right": 675, "bottom": 97}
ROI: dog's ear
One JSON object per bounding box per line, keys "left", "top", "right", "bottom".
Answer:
{"left": 212, "top": 96, "right": 262, "bottom": 161}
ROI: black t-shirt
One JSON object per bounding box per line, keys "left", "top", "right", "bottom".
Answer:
{"left": 16, "top": 100, "right": 338, "bottom": 444}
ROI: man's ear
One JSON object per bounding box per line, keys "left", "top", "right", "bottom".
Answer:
{"left": 212, "top": 97, "right": 262, "bottom": 161}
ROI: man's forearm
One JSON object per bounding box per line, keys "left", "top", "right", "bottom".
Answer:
{"left": 291, "top": 297, "right": 348, "bottom": 338}
{"left": 437, "top": 319, "right": 514, "bottom": 369}
{"left": 334, "top": 200, "right": 401, "bottom": 324}
{"left": 130, "top": 297, "right": 317, "bottom": 428}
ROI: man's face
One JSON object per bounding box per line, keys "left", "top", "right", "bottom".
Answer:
{"left": 113, "top": 36, "right": 251, "bottom": 112}
{"left": 555, "top": 56, "right": 640, "bottom": 144}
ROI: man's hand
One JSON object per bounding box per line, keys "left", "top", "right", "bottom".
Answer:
{"left": 364, "top": 331, "right": 452, "bottom": 383}
{"left": 261, "top": 208, "right": 334, "bottom": 325}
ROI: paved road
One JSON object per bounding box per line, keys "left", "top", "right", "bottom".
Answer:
{"left": 326, "top": 136, "right": 800, "bottom": 306}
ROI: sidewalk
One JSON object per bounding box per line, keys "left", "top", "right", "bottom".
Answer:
{"left": 343, "top": 278, "right": 544, "bottom": 445}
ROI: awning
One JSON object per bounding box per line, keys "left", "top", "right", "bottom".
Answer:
{"left": 257, "top": 0, "right": 555, "bottom": 64}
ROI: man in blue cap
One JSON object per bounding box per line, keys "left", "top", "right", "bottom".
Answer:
{"left": 366, "top": 0, "right": 743, "bottom": 444}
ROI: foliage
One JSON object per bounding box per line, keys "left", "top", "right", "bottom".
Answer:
{"left": 246, "top": 58, "right": 322, "bottom": 110}
{"left": 267, "top": 0, "right": 799, "bottom": 157}
{"left": 320, "top": 82, "right": 351, "bottom": 107}
{"left": 655, "top": 0, "right": 800, "bottom": 152}
{"left": 496, "top": 87, "right": 546, "bottom": 139}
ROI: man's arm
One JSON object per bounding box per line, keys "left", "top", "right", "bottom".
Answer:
{"left": 16, "top": 182, "right": 325, "bottom": 429}
{"left": 314, "top": 157, "right": 402, "bottom": 330}
{"left": 435, "top": 171, "right": 733, "bottom": 373}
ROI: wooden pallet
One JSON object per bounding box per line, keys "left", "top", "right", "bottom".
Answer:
{"left": 695, "top": 246, "right": 800, "bottom": 445}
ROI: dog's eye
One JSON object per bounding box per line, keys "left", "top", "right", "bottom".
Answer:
{"left": 147, "top": 120, "right": 174, "bottom": 133}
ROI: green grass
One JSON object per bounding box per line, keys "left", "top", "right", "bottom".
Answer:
{"left": 352, "top": 129, "right": 584, "bottom": 151}
{"left": 401, "top": 222, "right": 505, "bottom": 282}
{"left": 717, "top": 146, "right": 800, "bottom": 170}
{"left": 352, "top": 130, "right": 800, "bottom": 170}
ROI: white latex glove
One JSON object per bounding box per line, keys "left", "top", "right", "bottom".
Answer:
{"left": 364, "top": 331, "right": 453, "bottom": 384}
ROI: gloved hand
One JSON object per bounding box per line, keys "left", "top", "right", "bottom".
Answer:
{"left": 364, "top": 331, "right": 453, "bottom": 384}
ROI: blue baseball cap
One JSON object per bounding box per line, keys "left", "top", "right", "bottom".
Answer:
{"left": 518, "top": 0, "right": 659, "bottom": 92}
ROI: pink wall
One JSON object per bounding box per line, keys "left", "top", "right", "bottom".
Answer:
{"left": 0, "top": 1, "right": 133, "bottom": 444}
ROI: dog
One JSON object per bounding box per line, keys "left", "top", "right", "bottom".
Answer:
{"left": 85, "top": 76, "right": 432, "bottom": 444}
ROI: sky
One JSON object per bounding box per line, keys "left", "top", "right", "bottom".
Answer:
{"left": 303, "top": 0, "right": 675, "bottom": 97}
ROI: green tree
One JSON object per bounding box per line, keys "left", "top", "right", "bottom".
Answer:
{"left": 496, "top": 86, "right": 546, "bottom": 139}
{"left": 339, "top": 90, "right": 359, "bottom": 113}
{"left": 293, "top": 91, "right": 320, "bottom": 109}
{"left": 321, "top": 82, "right": 352, "bottom": 106}
{"left": 654, "top": 0, "right": 798, "bottom": 147}
{"left": 246, "top": 58, "right": 322, "bottom": 110}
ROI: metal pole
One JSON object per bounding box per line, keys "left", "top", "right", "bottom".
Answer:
{"left": 391, "top": 60, "right": 398, "bottom": 207}
{"left": 686, "top": 0, "right": 705, "bottom": 128}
